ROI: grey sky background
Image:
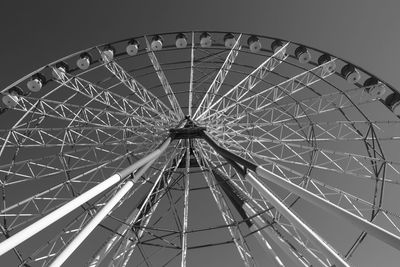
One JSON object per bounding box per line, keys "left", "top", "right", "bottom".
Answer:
{"left": 1, "top": 0, "right": 400, "bottom": 91}
{"left": 1, "top": 0, "right": 400, "bottom": 266}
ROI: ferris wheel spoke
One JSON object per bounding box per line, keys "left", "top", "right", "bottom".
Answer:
{"left": 188, "top": 32, "right": 195, "bottom": 117}
{"left": 144, "top": 36, "right": 185, "bottom": 119}
{"left": 116, "top": 152, "right": 185, "bottom": 267}
{"left": 2, "top": 31, "right": 400, "bottom": 265}
{"left": 194, "top": 151, "right": 258, "bottom": 267}
{"left": 0, "top": 138, "right": 171, "bottom": 257}
{"left": 254, "top": 157, "right": 400, "bottom": 239}
{"left": 200, "top": 58, "right": 336, "bottom": 123}
{"left": 0, "top": 97, "right": 47, "bottom": 160}
{"left": 21, "top": 184, "right": 120, "bottom": 266}
{"left": 212, "top": 120, "right": 400, "bottom": 142}
{"left": 27, "top": 157, "right": 169, "bottom": 267}
{"left": 211, "top": 86, "right": 377, "bottom": 127}
{"left": 99, "top": 54, "right": 178, "bottom": 122}
{"left": 196, "top": 42, "right": 290, "bottom": 121}
{"left": 1, "top": 125, "right": 161, "bottom": 150}
{"left": 193, "top": 34, "right": 242, "bottom": 118}
{"left": 204, "top": 143, "right": 352, "bottom": 266}
{"left": 207, "top": 138, "right": 393, "bottom": 234}
{"left": 179, "top": 145, "right": 190, "bottom": 267}
{"left": 1, "top": 149, "right": 121, "bottom": 186}
{"left": 0, "top": 140, "right": 156, "bottom": 186}
{"left": 200, "top": 149, "right": 331, "bottom": 267}
{"left": 204, "top": 134, "right": 400, "bottom": 253}
{"left": 109, "top": 149, "right": 186, "bottom": 267}
{"left": 198, "top": 142, "right": 277, "bottom": 224}
{"left": 52, "top": 68, "right": 169, "bottom": 124}
{"left": 89, "top": 149, "right": 183, "bottom": 267}
{"left": 50, "top": 155, "right": 160, "bottom": 266}
{"left": 212, "top": 161, "right": 329, "bottom": 267}
{"left": 248, "top": 152, "right": 397, "bottom": 226}
{"left": 216, "top": 134, "right": 400, "bottom": 186}
{"left": 14, "top": 94, "right": 164, "bottom": 130}
{"left": 0, "top": 149, "right": 135, "bottom": 230}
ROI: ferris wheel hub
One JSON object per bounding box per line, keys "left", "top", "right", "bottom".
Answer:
{"left": 169, "top": 126, "right": 206, "bottom": 140}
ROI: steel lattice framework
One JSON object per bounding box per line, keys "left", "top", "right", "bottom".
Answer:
{"left": 1, "top": 31, "right": 400, "bottom": 266}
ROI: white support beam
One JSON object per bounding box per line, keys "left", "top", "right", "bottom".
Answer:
{"left": 181, "top": 146, "right": 190, "bottom": 267}
{"left": 244, "top": 172, "right": 350, "bottom": 267}
{"left": 87, "top": 148, "right": 179, "bottom": 267}
{"left": 255, "top": 166, "right": 400, "bottom": 251}
{"left": 243, "top": 203, "right": 327, "bottom": 267}
{"left": 109, "top": 149, "right": 186, "bottom": 267}
{"left": 87, "top": 208, "right": 139, "bottom": 267}
{"left": 249, "top": 224, "right": 288, "bottom": 267}
{"left": 199, "top": 163, "right": 256, "bottom": 266}
{"left": 50, "top": 159, "right": 156, "bottom": 267}
{"left": 0, "top": 138, "right": 171, "bottom": 257}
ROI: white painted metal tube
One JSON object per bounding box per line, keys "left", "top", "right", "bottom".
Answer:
{"left": 0, "top": 138, "right": 171, "bottom": 257}
{"left": 243, "top": 203, "right": 327, "bottom": 267}
{"left": 245, "top": 172, "right": 350, "bottom": 267}
{"left": 51, "top": 179, "right": 134, "bottom": 267}
{"left": 50, "top": 159, "right": 155, "bottom": 267}
{"left": 255, "top": 166, "right": 400, "bottom": 251}
{"left": 249, "top": 224, "right": 286, "bottom": 267}
{"left": 87, "top": 208, "right": 139, "bottom": 267}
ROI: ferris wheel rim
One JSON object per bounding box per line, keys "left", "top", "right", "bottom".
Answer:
{"left": 0, "top": 30, "right": 400, "bottom": 266}
{"left": 1, "top": 30, "right": 398, "bottom": 96}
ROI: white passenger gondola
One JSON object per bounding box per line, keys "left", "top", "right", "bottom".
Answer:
{"left": 271, "top": 39, "right": 286, "bottom": 59}
{"left": 341, "top": 64, "right": 361, "bottom": 83}
{"left": 295, "top": 45, "right": 311, "bottom": 64}
{"left": 76, "top": 52, "right": 92, "bottom": 70}
{"left": 247, "top": 35, "right": 261, "bottom": 52}
{"left": 2, "top": 86, "right": 23, "bottom": 108}
{"left": 176, "top": 33, "right": 187, "bottom": 48}
{"left": 151, "top": 35, "right": 163, "bottom": 51}
{"left": 52, "top": 62, "right": 69, "bottom": 79}
{"left": 318, "top": 54, "right": 336, "bottom": 73}
{"left": 364, "top": 77, "right": 386, "bottom": 98}
{"left": 101, "top": 46, "right": 115, "bottom": 61}
{"left": 27, "top": 73, "right": 46, "bottom": 92}
{"left": 224, "top": 33, "right": 236, "bottom": 48}
{"left": 200, "top": 32, "right": 212, "bottom": 48}
{"left": 385, "top": 92, "right": 400, "bottom": 116}
{"left": 126, "top": 39, "right": 139, "bottom": 56}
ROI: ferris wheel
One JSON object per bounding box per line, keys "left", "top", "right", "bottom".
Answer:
{"left": 1, "top": 30, "right": 400, "bottom": 266}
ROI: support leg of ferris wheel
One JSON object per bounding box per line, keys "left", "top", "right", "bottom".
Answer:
{"left": 109, "top": 148, "right": 186, "bottom": 267}
{"left": 244, "top": 171, "right": 350, "bottom": 267}
{"left": 205, "top": 157, "right": 320, "bottom": 267}
{"left": 181, "top": 145, "right": 190, "bottom": 267}
{"left": 87, "top": 148, "right": 182, "bottom": 267}
{"left": 87, "top": 207, "right": 139, "bottom": 267}
{"left": 195, "top": 149, "right": 257, "bottom": 267}
{"left": 202, "top": 132, "right": 400, "bottom": 251}
{"left": 0, "top": 137, "right": 171, "bottom": 257}
{"left": 202, "top": 133, "right": 349, "bottom": 267}
{"left": 242, "top": 203, "right": 329, "bottom": 267}
{"left": 49, "top": 157, "right": 157, "bottom": 267}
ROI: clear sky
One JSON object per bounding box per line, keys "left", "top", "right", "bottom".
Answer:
{"left": 1, "top": 0, "right": 400, "bottom": 266}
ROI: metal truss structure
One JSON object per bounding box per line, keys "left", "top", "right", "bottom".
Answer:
{"left": 1, "top": 31, "right": 400, "bottom": 266}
